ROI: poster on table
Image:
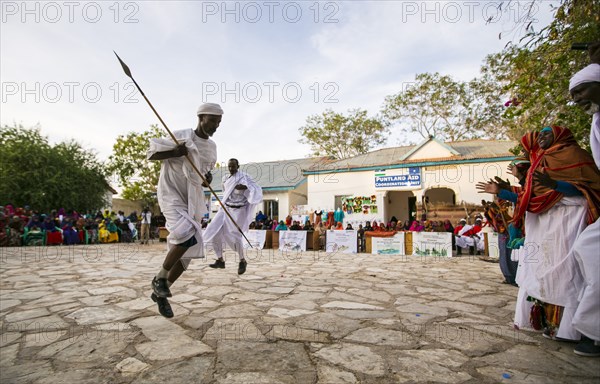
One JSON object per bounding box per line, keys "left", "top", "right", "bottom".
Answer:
{"left": 242, "top": 230, "right": 267, "bottom": 250}
{"left": 326, "top": 230, "right": 357, "bottom": 253}
{"left": 411, "top": 232, "right": 452, "bottom": 257}
{"left": 371, "top": 232, "right": 405, "bottom": 255}
{"left": 279, "top": 231, "right": 307, "bottom": 252}
{"left": 486, "top": 232, "right": 500, "bottom": 258}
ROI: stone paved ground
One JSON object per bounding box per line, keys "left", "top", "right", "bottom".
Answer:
{"left": 1, "top": 243, "right": 599, "bottom": 384}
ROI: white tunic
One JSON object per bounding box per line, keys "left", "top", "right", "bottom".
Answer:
{"left": 571, "top": 111, "right": 600, "bottom": 340}
{"left": 203, "top": 170, "right": 262, "bottom": 258}
{"left": 147, "top": 129, "right": 216, "bottom": 254}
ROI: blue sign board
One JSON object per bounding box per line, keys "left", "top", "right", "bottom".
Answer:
{"left": 375, "top": 167, "right": 421, "bottom": 188}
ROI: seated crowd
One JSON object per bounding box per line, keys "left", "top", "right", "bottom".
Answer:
{"left": 0, "top": 205, "right": 163, "bottom": 247}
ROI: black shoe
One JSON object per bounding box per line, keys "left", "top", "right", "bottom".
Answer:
{"left": 209, "top": 259, "right": 225, "bottom": 269}
{"left": 151, "top": 276, "right": 172, "bottom": 298}
{"left": 151, "top": 293, "right": 173, "bottom": 318}
{"left": 574, "top": 338, "right": 600, "bottom": 357}
{"left": 543, "top": 328, "right": 579, "bottom": 342}
{"left": 238, "top": 260, "right": 247, "bottom": 275}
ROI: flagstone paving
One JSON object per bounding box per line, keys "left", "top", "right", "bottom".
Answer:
{"left": 1, "top": 244, "right": 599, "bottom": 383}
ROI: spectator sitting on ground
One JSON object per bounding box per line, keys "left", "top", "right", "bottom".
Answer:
{"left": 409, "top": 220, "right": 424, "bottom": 232}
{"left": 456, "top": 218, "right": 484, "bottom": 255}
{"left": 346, "top": 223, "right": 354, "bottom": 230}
{"left": 364, "top": 221, "right": 373, "bottom": 231}
{"left": 119, "top": 219, "right": 133, "bottom": 243}
{"left": 255, "top": 210, "right": 267, "bottom": 222}
{"left": 26, "top": 214, "right": 43, "bottom": 230}
{"left": 290, "top": 221, "right": 302, "bottom": 230}
{"left": 7, "top": 216, "right": 24, "bottom": 246}
{"left": 275, "top": 220, "right": 288, "bottom": 231}
{"left": 42, "top": 216, "right": 58, "bottom": 232}
{"left": 62, "top": 219, "right": 80, "bottom": 245}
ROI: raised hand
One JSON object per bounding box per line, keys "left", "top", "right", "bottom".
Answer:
{"left": 493, "top": 176, "right": 511, "bottom": 190}
{"left": 476, "top": 180, "right": 500, "bottom": 195}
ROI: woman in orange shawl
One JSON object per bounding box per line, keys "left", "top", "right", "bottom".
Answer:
{"left": 513, "top": 125, "right": 600, "bottom": 224}
{"left": 513, "top": 126, "right": 600, "bottom": 341}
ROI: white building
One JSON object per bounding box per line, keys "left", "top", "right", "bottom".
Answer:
{"left": 303, "top": 137, "right": 518, "bottom": 227}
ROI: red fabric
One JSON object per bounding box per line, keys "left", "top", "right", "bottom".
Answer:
{"left": 453, "top": 225, "right": 464, "bottom": 235}
{"left": 365, "top": 231, "right": 397, "bottom": 238}
{"left": 462, "top": 225, "right": 482, "bottom": 236}
{"left": 513, "top": 126, "right": 600, "bottom": 224}
{"left": 46, "top": 231, "right": 63, "bottom": 245}
{"left": 325, "top": 212, "right": 335, "bottom": 228}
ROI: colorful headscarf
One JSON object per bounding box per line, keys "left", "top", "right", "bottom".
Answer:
{"left": 513, "top": 126, "right": 600, "bottom": 224}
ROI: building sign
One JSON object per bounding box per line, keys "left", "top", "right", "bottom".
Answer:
{"left": 375, "top": 167, "right": 421, "bottom": 189}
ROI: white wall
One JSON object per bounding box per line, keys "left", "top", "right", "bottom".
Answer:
{"left": 307, "top": 160, "right": 515, "bottom": 225}
{"left": 420, "top": 161, "right": 513, "bottom": 203}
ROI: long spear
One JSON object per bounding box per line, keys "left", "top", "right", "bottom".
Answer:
{"left": 113, "top": 51, "right": 252, "bottom": 248}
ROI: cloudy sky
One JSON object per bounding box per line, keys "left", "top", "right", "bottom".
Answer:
{"left": 1, "top": 0, "right": 557, "bottom": 168}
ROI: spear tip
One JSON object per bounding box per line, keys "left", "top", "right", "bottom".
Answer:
{"left": 114, "top": 51, "right": 133, "bottom": 78}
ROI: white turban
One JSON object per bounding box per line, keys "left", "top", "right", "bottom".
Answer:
{"left": 197, "top": 103, "right": 224, "bottom": 116}
{"left": 569, "top": 64, "right": 600, "bottom": 91}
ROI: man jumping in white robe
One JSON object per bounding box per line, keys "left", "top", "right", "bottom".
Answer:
{"left": 205, "top": 158, "right": 263, "bottom": 275}
{"left": 147, "top": 103, "right": 223, "bottom": 318}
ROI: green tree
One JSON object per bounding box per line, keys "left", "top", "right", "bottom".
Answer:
{"left": 484, "top": 0, "right": 600, "bottom": 146}
{"left": 0, "top": 124, "right": 109, "bottom": 212}
{"left": 382, "top": 72, "right": 506, "bottom": 142}
{"left": 298, "top": 109, "right": 389, "bottom": 159}
{"left": 107, "top": 125, "right": 163, "bottom": 202}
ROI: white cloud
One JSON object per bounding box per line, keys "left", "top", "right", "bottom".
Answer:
{"left": 1, "top": 0, "right": 558, "bottom": 167}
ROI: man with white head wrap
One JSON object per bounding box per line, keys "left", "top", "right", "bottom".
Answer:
{"left": 146, "top": 102, "right": 223, "bottom": 318}
{"left": 205, "top": 158, "right": 263, "bottom": 275}
{"left": 569, "top": 60, "right": 600, "bottom": 357}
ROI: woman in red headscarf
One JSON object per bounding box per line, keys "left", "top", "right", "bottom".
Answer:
{"left": 513, "top": 126, "right": 600, "bottom": 341}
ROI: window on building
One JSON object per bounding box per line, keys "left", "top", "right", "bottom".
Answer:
{"left": 334, "top": 195, "right": 351, "bottom": 211}
{"left": 264, "top": 200, "right": 279, "bottom": 220}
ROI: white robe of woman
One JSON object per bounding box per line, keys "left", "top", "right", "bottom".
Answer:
{"left": 514, "top": 196, "right": 587, "bottom": 340}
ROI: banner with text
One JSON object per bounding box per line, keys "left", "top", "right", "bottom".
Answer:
{"left": 279, "top": 231, "right": 307, "bottom": 252}
{"left": 243, "top": 230, "right": 267, "bottom": 250}
{"left": 411, "top": 232, "right": 452, "bottom": 257}
{"left": 375, "top": 167, "right": 421, "bottom": 189}
{"left": 326, "top": 230, "right": 357, "bottom": 254}
{"left": 371, "top": 232, "right": 405, "bottom": 255}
